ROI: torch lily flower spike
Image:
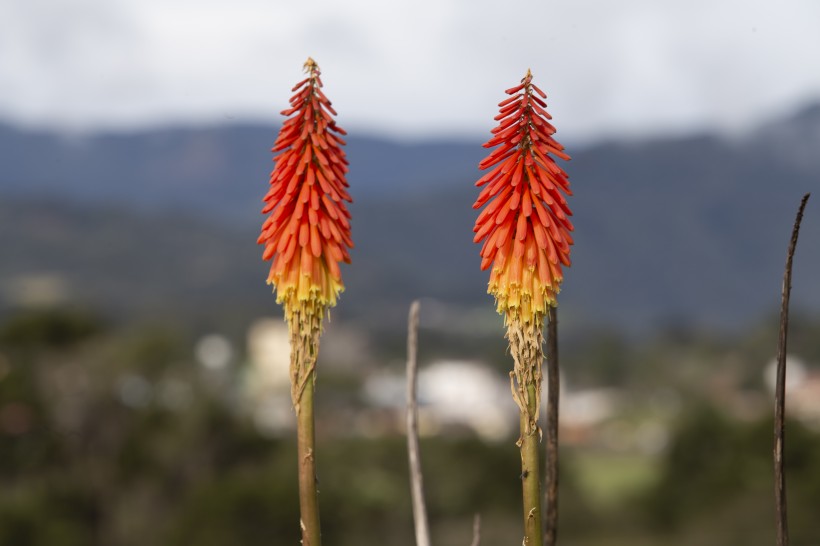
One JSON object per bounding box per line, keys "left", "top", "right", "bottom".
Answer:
{"left": 259, "top": 57, "right": 353, "bottom": 344}
{"left": 472, "top": 69, "right": 572, "bottom": 546}
{"left": 473, "top": 69, "right": 573, "bottom": 326}
{"left": 258, "top": 57, "right": 352, "bottom": 546}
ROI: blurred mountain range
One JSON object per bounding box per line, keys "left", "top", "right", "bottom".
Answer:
{"left": 1, "top": 103, "right": 819, "bottom": 334}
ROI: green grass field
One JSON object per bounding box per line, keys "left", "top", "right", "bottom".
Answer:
{"left": 571, "top": 450, "right": 660, "bottom": 510}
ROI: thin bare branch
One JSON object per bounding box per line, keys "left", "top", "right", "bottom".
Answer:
{"left": 774, "top": 193, "right": 810, "bottom": 546}
{"left": 469, "top": 513, "right": 481, "bottom": 546}
{"left": 544, "top": 306, "right": 560, "bottom": 546}
{"left": 406, "top": 301, "right": 431, "bottom": 546}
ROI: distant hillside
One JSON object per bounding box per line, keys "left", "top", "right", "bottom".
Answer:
{"left": 0, "top": 123, "right": 484, "bottom": 221}
{"left": 1, "top": 104, "right": 819, "bottom": 333}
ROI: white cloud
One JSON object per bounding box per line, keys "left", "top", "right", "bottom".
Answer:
{"left": 1, "top": 0, "right": 819, "bottom": 141}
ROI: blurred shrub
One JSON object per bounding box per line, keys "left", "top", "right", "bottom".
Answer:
{"left": 3, "top": 308, "right": 820, "bottom": 546}
{"left": 644, "top": 404, "right": 820, "bottom": 544}
{"left": 0, "top": 484, "right": 97, "bottom": 546}
{"left": 0, "top": 308, "right": 104, "bottom": 350}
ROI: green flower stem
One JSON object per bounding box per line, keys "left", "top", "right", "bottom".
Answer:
{"left": 295, "top": 370, "right": 321, "bottom": 546}
{"left": 508, "top": 315, "right": 545, "bottom": 546}
{"left": 289, "top": 306, "right": 324, "bottom": 546}
{"left": 520, "top": 379, "right": 543, "bottom": 545}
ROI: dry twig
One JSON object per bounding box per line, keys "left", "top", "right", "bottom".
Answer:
{"left": 469, "top": 513, "right": 481, "bottom": 546}
{"left": 773, "top": 193, "right": 810, "bottom": 546}
{"left": 406, "top": 301, "right": 431, "bottom": 546}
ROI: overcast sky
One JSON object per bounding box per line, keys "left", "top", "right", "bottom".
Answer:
{"left": 2, "top": 0, "right": 820, "bottom": 142}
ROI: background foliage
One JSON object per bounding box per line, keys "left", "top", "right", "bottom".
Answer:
{"left": 2, "top": 308, "right": 820, "bottom": 545}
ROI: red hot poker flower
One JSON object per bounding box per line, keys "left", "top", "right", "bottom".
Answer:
{"left": 473, "top": 70, "right": 573, "bottom": 324}
{"left": 258, "top": 58, "right": 353, "bottom": 321}
{"left": 473, "top": 70, "right": 573, "bottom": 546}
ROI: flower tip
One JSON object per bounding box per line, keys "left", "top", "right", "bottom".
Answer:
{"left": 303, "top": 57, "right": 319, "bottom": 73}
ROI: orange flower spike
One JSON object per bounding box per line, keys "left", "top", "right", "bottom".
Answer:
{"left": 473, "top": 70, "right": 572, "bottom": 324}
{"left": 259, "top": 58, "right": 353, "bottom": 319}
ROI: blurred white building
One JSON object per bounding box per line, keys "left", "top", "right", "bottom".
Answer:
{"left": 241, "top": 317, "right": 373, "bottom": 434}
{"left": 243, "top": 318, "right": 293, "bottom": 433}
{"left": 363, "top": 359, "right": 620, "bottom": 442}
{"left": 765, "top": 356, "right": 820, "bottom": 429}
{"left": 364, "top": 360, "right": 515, "bottom": 441}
